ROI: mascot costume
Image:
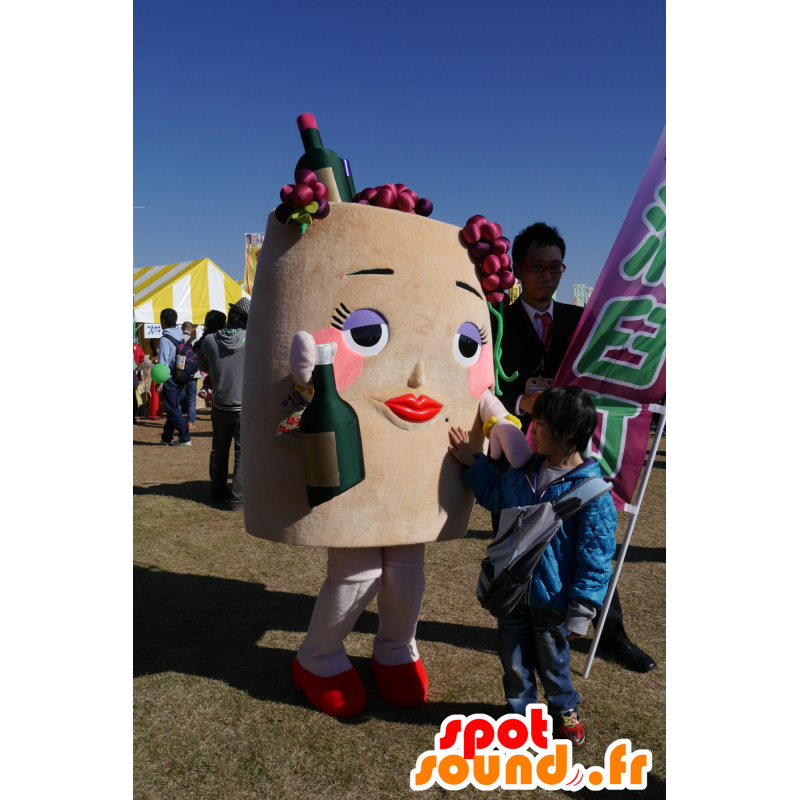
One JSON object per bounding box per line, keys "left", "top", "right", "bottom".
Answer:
{"left": 242, "top": 113, "right": 529, "bottom": 717}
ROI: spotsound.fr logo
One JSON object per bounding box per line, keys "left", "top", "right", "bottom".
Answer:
{"left": 410, "top": 705, "right": 652, "bottom": 791}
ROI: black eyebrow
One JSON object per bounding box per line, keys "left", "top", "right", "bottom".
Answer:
{"left": 346, "top": 268, "right": 394, "bottom": 276}
{"left": 456, "top": 281, "right": 483, "bottom": 300}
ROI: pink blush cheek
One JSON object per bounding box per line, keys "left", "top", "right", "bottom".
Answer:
{"left": 312, "top": 327, "right": 364, "bottom": 392}
{"left": 468, "top": 343, "right": 495, "bottom": 399}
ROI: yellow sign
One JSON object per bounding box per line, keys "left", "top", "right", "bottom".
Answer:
{"left": 244, "top": 233, "right": 264, "bottom": 294}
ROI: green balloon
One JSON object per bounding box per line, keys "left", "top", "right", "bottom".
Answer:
{"left": 150, "top": 363, "right": 170, "bottom": 384}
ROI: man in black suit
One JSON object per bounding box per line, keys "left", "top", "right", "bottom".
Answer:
{"left": 489, "top": 222, "right": 657, "bottom": 673}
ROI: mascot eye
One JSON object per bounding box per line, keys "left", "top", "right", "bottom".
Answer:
{"left": 453, "top": 322, "right": 483, "bottom": 366}
{"left": 342, "top": 308, "right": 389, "bottom": 356}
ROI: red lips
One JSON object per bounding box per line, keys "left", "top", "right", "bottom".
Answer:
{"left": 384, "top": 394, "right": 443, "bottom": 423}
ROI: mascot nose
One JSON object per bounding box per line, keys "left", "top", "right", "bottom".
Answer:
{"left": 407, "top": 360, "right": 426, "bottom": 389}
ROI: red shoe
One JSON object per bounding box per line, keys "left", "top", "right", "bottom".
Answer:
{"left": 292, "top": 657, "right": 366, "bottom": 718}
{"left": 371, "top": 656, "right": 428, "bottom": 708}
{"left": 553, "top": 709, "right": 585, "bottom": 746}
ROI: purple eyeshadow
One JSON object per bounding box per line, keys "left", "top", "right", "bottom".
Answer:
{"left": 342, "top": 309, "right": 387, "bottom": 331}
{"left": 457, "top": 322, "right": 482, "bottom": 344}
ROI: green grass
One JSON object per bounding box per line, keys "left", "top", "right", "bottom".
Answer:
{"left": 134, "top": 410, "right": 666, "bottom": 798}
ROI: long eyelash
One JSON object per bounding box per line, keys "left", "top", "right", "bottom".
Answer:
{"left": 478, "top": 324, "right": 487, "bottom": 344}
{"left": 331, "top": 303, "right": 350, "bottom": 330}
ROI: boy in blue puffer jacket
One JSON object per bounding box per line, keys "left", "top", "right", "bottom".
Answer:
{"left": 448, "top": 386, "right": 616, "bottom": 746}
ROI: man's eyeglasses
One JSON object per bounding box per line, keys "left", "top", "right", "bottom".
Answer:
{"left": 515, "top": 261, "right": 567, "bottom": 275}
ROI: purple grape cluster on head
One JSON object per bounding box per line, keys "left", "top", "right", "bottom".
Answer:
{"left": 461, "top": 216, "right": 514, "bottom": 304}
{"left": 274, "top": 169, "right": 331, "bottom": 230}
{"left": 353, "top": 183, "right": 433, "bottom": 216}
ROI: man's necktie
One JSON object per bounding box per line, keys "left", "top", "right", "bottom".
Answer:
{"left": 535, "top": 312, "right": 552, "bottom": 353}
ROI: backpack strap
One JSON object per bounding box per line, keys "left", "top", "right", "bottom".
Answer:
{"left": 552, "top": 476, "right": 613, "bottom": 520}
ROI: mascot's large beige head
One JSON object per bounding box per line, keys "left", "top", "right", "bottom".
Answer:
{"left": 242, "top": 202, "right": 495, "bottom": 547}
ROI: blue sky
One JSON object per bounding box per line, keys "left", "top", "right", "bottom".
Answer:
{"left": 134, "top": 0, "right": 664, "bottom": 295}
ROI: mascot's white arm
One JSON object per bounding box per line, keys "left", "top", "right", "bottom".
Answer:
{"left": 290, "top": 331, "right": 337, "bottom": 401}
{"left": 479, "top": 388, "right": 533, "bottom": 469}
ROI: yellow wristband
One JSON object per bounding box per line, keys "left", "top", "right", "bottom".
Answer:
{"left": 293, "top": 380, "right": 314, "bottom": 396}
{"left": 483, "top": 414, "right": 522, "bottom": 438}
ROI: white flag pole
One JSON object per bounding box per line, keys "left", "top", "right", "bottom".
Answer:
{"left": 582, "top": 405, "right": 666, "bottom": 678}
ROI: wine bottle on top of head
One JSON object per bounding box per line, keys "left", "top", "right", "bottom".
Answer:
{"left": 295, "top": 113, "right": 355, "bottom": 203}
{"left": 299, "top": 343, "right": 365, "bottom": 508}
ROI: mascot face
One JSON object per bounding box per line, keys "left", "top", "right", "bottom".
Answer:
{"left": 242, "top": 202, "right": 493, "bottom": 547}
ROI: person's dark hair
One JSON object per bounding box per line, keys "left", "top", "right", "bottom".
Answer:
{"left": 512, "top": 222, "right": 566, "bottom": 264}
{"left": 160, "top": 308, "right": 178, "bottom": 328}
{"left": 532, "top": 387, "right": 597, "bottom": 454}
{"left": 227, "top": 310, "right": 247, "bottom": 330}
{"left": 181, "top": 321, "right": 193, "bottom": 333}
{"left": 203, "top": 310, "right": 227, "bottom": 335}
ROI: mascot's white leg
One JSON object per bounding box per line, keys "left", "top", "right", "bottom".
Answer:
{"left": 297, "top": 547, "right": 381, "bottom": 676}
{"left": 293, "top": 544, "right": 429, "bottom": 715}
{"left": 374, "top": 544, "right": 425, "bottom": 663}
{"left": 371, "top": 543, "right": 428, "bottom": 707}
{"left": 294, "top": 547, "right": 381, "bottom": 717}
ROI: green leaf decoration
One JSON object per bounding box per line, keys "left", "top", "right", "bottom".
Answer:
{"left": 289, "top": 208, "right": 313, "bottom": 225}
{"left": 284, "top": 203, "right": 321, "bottom": 233}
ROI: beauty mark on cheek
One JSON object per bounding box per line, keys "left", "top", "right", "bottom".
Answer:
{"left": 312, "top": 326, "right": 364, "bottom": 391}
{"left": 467, "top": 343, "right": 495, "bottom": 399}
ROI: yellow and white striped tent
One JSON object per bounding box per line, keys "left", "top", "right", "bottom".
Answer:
{"left": 134, "top": 258, "right": 249, "bottom": 325}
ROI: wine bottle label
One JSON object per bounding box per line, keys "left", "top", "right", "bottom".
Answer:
{"left": 176, "top": 355, "right": 186, "bottom": 370}
{"left": 313, "top": 167, "right": 342, "bottom": 202}
{"left": 301, "top": 431, "right": 340, "bottom": 487}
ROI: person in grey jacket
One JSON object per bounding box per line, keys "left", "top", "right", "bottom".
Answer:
{"left": 195, "top": 298, "right": 249, "bottom": 510}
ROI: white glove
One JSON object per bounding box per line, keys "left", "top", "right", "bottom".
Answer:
{"left": 479, "top": 389, "right": 532, "bottom": 468}
{"left": 290, "top": 331, "right": 337, "bottom": 389}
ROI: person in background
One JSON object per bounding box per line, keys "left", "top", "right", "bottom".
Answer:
{"left": 194, "top": 310, "right": 227, "bottom": 351}
{"left": 156, "top": 308, "right": 192, "bottom": 447}
{"left": 133, "top": 340, "right": 145, "bottom": 423}
{"left": 194, "top": 310, "right": 227, "bottom": 407}
{"left": 195, "top": 299, "right": 249, "bottom": 510}
{"left": 180, "top": 321, "right": 200, "bottom": 430}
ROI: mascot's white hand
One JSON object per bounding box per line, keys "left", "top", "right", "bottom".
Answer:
{"left": 479, "top": 388, "right": 507, "bottom": 424}
{"left": 479, "top": 389, "right": 532, "bottom": 468}
{"left": 493, "top": 419, "right": 532, "bottom": 469}
{"left": 290, "top": 331, "right": 337, "bottom": 388}
{"left": 290, "top": 331, "right": 316, "bottom": 388}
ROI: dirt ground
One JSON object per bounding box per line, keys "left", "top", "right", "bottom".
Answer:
{"left": 134, "top": 407, "right": 666, "bottom": 799}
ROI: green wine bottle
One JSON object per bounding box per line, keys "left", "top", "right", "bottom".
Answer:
{"left": 299, "top": 343, "right": 365, "bottom": 507}
{"left": 295, "top": 113, "right": 354, "bottom": 203}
